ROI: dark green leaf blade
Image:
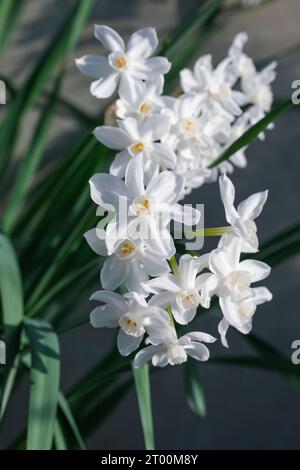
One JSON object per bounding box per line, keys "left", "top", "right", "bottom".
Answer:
{"left": 25, "top": 318, "right": 60, "bottom": 450}
{"left": 132, "top": 364, "right": 155, "bottom": 450}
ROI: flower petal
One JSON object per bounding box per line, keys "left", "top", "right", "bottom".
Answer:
{"left": 90, "top": 305, "right": 121, "bottom": 328}
{"left": 132, "top": 57, "right": 171, "bottom": 79}
{"left": 133, "top": 345, "right": 160, "bottom": 368}
{"left": 117, "top": 329, "right": 143, "bottom": 356}
{"left": 152, "top": 143, "right": 176, "bottom": 170}
{"left": 94, "top": 25, "right": 125, "bottom": 52}
{"left": 146, "top": 171, "right": 183, "bottom": 204}
{"left": 237, "top": 190, "right": 268, "bottom": 221}
{"left": 90, "top": 72, "right": 119, "bottom": 98}
{"left": 84, "top": 228, "right": 107, "bottom": 256}
{"left": 185, "top": 342, "right": 210, "bottom": 361}
{"left": 89, "top": 173, "right": 129, "bottom": 209}
{"left": 100, "top": 256, "right": 128, "bottom": 291}
{"left": 110, "top": 150, "right": 131, "bottom": 178}
{"left": 125, "top": 154, "right": 145, "bottom": 198}
{"left": 127, "top": 28, "right": 158, "bottom": 59}
{"left": 93, "top": 125, "right": 132, "bottom": 150}
{"left": 238, "top": 259, "right": 271, "bottom": 283}
{"left": 75, "top": 55, "right": 111, "bottom": 78}
{"left": 218, "top": 317, "right": 230, "bottom": 348}
{"left": 219, "top": 174, "right": 239, "bottom": 225}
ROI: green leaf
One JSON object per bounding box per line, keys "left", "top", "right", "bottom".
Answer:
{"left": 0, "top": 233, "right": 24, "bottom": 421}
{"left": 25, "top": 318, "right": 60, "bottom": 450}
{"left": 185, "top": 359, "right": 206, "bottom": 420}
{"left": 0, "top": 0, "right": 25, "bottom": 53}
{"left": 132, "top": 363, "right": 155, "bottom": 450}
{"left": 54, "top": 392, "right": 86, "bottom": 450}
{"left": 0, "top": 0, "right": 95, "bottom": 178}
{"left": 3, "top": 73, "right": 63, "bottom": 233}
{"left": 208, "top": 99, "right": 293, "bottom": 169}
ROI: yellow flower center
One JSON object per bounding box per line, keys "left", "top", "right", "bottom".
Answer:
{"left": 140, "top": 102, "right": 151, "bottom": 113}
{"left": 131, "top": 196, "right": 152, "bottom": 215}
{"left": 183, "top": 119, "right": 194, "bottom": 132}
{"left": 115, "top": 56, "right": 127, "bottom": 69}
{"left": 132, "top": 142, "right": 144, "bottom": 154}
{"left": 120, "top": 241, "right": 136, "bottom": 257}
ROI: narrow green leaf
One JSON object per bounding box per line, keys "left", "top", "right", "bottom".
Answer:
{"left": 0, "top": 233, "right": 24, "bottom": 421}
{"left": 132, "top": 364, "right": 155, "bottom": 450}
{"left": 3, "top": 74, "right": 63, "bottom": 233}
{"left": 185, "top": 359, "right": 206, "bottom": 420}
{"left": 0, "top": 0, "right": 95, "bottom": 176}
{"left": 54, "top": 392, "right": 86, "bottom": 450}
{"left": 25, "top": 318, "right": 60, "bottom": 450}
{"left": 0, "top": 0, "right": 25, "bottom": 53}
{"left": 209, "top": 100, "right": 293, "bottom": 169}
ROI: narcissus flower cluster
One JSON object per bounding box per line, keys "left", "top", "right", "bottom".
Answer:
{"left": 77, "top": 26, "right": 274, "bottom": 368}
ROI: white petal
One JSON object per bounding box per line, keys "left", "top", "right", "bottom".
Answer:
{"left": 200, "top": 274, "right": 218, "bottom": 308}
{"left": 172, "top": 304, "right": 196, "bottom": 325}
{"left": 89, "top": 173, "right": 128, "bottom": 209}
{"left": 141, "top": 115, "right": 170, "bottom": 141}
{"left": 178, "top": 254, "right": 199, "bottom": 288}
{"left": 117, "top": 329, "right": 142, "bottom": 356}
{"left": 93, "top": 125, "right": 131, "bottom": 150}
{"left": 143, "top": 248, "right": 170, "bottom": 277}
{"left": 132, "top": 57, "right": 171, "bottom": 79}
{"left": 84, "top": 228, "right": 107, "bottom": 256}
{"left": 146, "top": 171, "right": 183, "bottom": 204}
{"left": 219, "top": 296, "right": 244, "bottom": 331}
{"left": 127, "top": 28, "right": 158, "bottom": 59}
{"left": 125, "top": 155, "right": 145, "bottom": 198}
{"left": 218, "top": 318, "right": 230, "bottom": 348}
{"left": 133, "top": 345, "right": 159, "bottom": 368}
{"left": 238, "top": 260, "right": 271, "bottom": 283}
{"left": 94, "top": 25, "right": 125, "bottom": 52}
{"left": 185, "top": 343, "right": 210, "bottom": 361}
{"left": 119, "top": 73, "right": 145, "bottom": 108}
{"left": 148, "top": 291, "right": 177, "bottom": 308}
{"left": 75, "top": 55, "right": 111, "bottom": 78}
{"left": 180, "top": 68, "right": 198, "bottom": 92}
{"left": 90, "top": 73, "right": 119, "bottom": 99}
{"left": 237, "top": 190, "right": 268, "bottom": 221}
{"left": 252, "top": 286, "right": 273, "bottom": 304}
{"left": 110, "top": 150, "right": 131, "bottom": 178}
{"left": 152, "top": 143, "right": 176, "bottom": 169}
{"left": 219, "top": 174, "right": 238, "bottom": 225}
{"left": 143, "top": 273, "right": 179, "bottom": 294}
{"left": 126, "top": 262, "right": 148, "bottom": 294}
{"left": 90, "top": 305, "right": 121, "bottom": 328}
{"left": 183, "top": 332, "right": 217, "bottom": 344}
{"left": 170, "top": 203, "right": 200, "bottom": 225}
{"left": 145, "top": 220, "right": 175, "bottom": 257}
{"left": 100, "top": 256, "right": 128, "bottom": 290}
{"left": 90, "top": 289, "right": 127, "bottom": 309}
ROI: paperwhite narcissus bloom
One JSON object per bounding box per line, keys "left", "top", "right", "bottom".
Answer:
{"left": 133, "top": 318, "right": 216, "bottom": 367}
{"left": 89, "top": 155, "right": 200, "bottom": 257}
{"left": 219, "top": 174, "right": 268, "bottom": 253}
{"left": 90, "top": 290, "right": 170, "bottom": 356}
{"left": 115, "top": 76, "right": 168, "bottom": 119}
{"left": 144, "top": 254, "right": 210, "bottom": 324}
{"left": 201, "top": 237, "right": 272, "bottom": 347}
{"left": 180, "top": 54, "right": 246, "bottom": 118}
{"left": 84, "top": 229, "right": 170, "bottom": 294}
{"left": 76, "top": 26, "right": 171, "bottom": 99}
{"left": 94, "top": 115, "right": 176, "bottom": 182}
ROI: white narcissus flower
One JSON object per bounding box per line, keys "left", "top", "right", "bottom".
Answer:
{"left": 76, "top": 26, "right": 171, "bottom": 99}
{"left": 144, "top": 254, "right": 210, "bottom": 324}
{"left": 201, "top": 237, "right": 272, "bottom": 347}
{"left": 90, "top": 290, "right": 170, "bottom": 356}
{"left": 219, "top": 174, "right": 268, "bottom": 253}
{"left": 84, "top": 229, "right": 170, "bottom": 295}
{"left": 89, "top": 155, "right": 200, "bottom": 257}
{"left": 115, "top": 76, "right": 168, "bottom": 119}
{"left": 227, "top": 32, "right": 256, "bottom": 85}
{"left": 180, "top": 55, "right": 246, "bottom": 118}
{"left": 133, "top": 317, "right": 216, "bottom": 367}
{"left": 94, "top": 115, "right": 176, "bottom": 182}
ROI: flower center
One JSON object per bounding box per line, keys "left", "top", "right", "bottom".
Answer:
{"left": 114, "top": 55, "right": 127, "bottom": 69}
{"left": 119, "top": 313, "right": 144, "bottom": 337}
{"left": 130, "top": 196, "right": 152, "bottom": 215}
{"left": 131, "top": 142, "right": 144, "bottom": 154}
{"left": 116, "top": 240, "right": 137, "bottom": 259}
{"left": 167, "top": 344, "right": 187, "bottom": 366}
{"left": 223, "top": 270, "right": 252, "bottom": 301}
{"left": 140, "top": 102, "right": 152, "bottom": 114}
{"left": 176, "top": 289, "right": 200, "bottom": 310}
